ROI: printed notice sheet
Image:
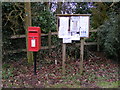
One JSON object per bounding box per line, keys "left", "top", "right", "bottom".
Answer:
{"left": 80, "top": 16, "right": 89, "bottom": 37}
{"left": 70, "top": 16, "right": 80, "bottom": 32}
{"left": 58, "top": 17, "right": 69, "bottom": 38}
{"left": 63, "top": 38, "right": 72, "bottom": 43}
{"left": 71, "top": 32, "right": 80, "bottom": 40}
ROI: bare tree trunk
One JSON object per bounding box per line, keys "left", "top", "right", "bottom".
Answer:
{"left": 56, "top": 2, "right": 62, "bottom": 14}
{"left": 24, "top": 2, "right": 33, "bottom": 64}
{"left": 44, "top": 2, "right": 49, "bottom": 9}
{"left": 62, "top": 2, "right": 66, "bottom": 14}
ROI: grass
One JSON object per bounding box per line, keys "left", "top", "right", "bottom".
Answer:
{"left": 48, "top": 83, "right": 81, "bottom": 88}
{"left": 46, "top": 73, "right": 81, "bottom": 88}
{"left": 97, "top": 81, "right": 120, "bottom": 88}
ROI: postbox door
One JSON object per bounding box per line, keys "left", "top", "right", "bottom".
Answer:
{"left": 28, "top": 37, "right": 39, "bottom": 51}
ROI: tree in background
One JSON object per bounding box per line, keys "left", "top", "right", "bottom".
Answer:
{"left": 2, "top": 3, "right": 25, "bottom": 58}
{"left": 98, "top": 2, "right": 120, "bottom": 61}
{"left": 91, "top": 2, "right": 108, "bottom": 29}
{"left": 31, "top": 2, "right": 56, "bottom": 33}
{"left": 74, "top": 2, "right": 92, "bottom": 14}
{"left": 2, "top": 2, "right": 57, "bottom": 62}
{"left": 2, "top": 2, "right": 120, "bottom": 63}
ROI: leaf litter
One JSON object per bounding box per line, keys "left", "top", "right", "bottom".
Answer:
{"left": 2, "top": 52, "right": 119, "bottom": 88}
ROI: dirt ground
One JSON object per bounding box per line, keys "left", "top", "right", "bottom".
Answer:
{"left": 2, "top": 52, "right": 119, "bottom": 88}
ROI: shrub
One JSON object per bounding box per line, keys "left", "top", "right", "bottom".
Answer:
{"left": 98, "top": 13, "right": 120, "bottom": 61}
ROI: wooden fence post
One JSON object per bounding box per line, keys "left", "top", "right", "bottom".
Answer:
{"left": 97, "top": 35, "right": 100, "bottom": 52}
{"left": 24, "top": 2, "right": 33, "bottom": 64}
{"left": 0, "top": 2, "right": 2, "bottom": 88}
{"left": 48, "top": 30, "right": 51, "bottom": 55}
{"left": 62, "top": 43, "right": 66, "bottom": 75}
{"left": 80, "top": 38, "right": 84, "bottom": 74}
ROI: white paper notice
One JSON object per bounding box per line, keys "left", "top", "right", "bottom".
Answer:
{"left": 71, "top": 32, "right": 80, "bottom": 40}
{"left": 63, "top": 38, "right": 72, "bottom": 43}
{"left": 70, "top": 16, "right": 80, "bottom": 32}
{"left": 80, "top": 16, "right": 89, "bottom": 37}
{"left": 31, "top": 39, "right": 36, "bottom": 47}
{"left": 58, "top": 17, "right": 69, "bottom": 38}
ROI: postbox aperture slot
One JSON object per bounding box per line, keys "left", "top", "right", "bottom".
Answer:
{"left": 29, "top": 31, "right": 37, "bottom": 33}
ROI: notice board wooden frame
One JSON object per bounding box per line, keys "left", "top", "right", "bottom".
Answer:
{"left": 56, "top": 14, "right": 91, "bottom": 75}
{"left": 56, "top": 14, "right": 91, "bottom": 38}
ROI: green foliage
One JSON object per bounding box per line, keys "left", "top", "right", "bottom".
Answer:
{"left": 2, "top": 2, "right": 25, "bottom": 35}
{"left": 2, "top": 2, "right": 26, "bottom": 61}
{"left": 98, "top": 13, "right": 120, "bottom": 60}
{"left": 66, "top": 44, "right": 80, "bottom": 59}
{"left": 91, "top": 2, "right": 108, "bottom": 29}
{"left": 31, "top": 3, "right": 56, "bottom": 33}
{"left": 2, "top": 64, "right": 14, "bottom": 79}
{"left": 85, "top": 32, "right": 97, "bottom": 42}
{"left": 75, "top": 2, "right": 92, "bottom": 14}
{"left": 2, "top": 2, "right": 57, "bottom": 62}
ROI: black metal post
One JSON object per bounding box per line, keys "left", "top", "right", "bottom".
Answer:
{"left": 34, "top": 52, "right": 37, "bottom": 75}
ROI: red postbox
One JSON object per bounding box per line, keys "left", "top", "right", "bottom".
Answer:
{"left": 28, "top": 27, "right": 41, "bottom": 52}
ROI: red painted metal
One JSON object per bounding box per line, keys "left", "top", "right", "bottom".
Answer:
{"left": 28, "top": 27, "right": 41, "bottom": 52}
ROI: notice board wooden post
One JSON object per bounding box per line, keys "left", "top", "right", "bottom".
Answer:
{"left": 62, "top": 43, "right": 66, "bottom": 75}
{"left": 97, "top": 34, "right": 100, "bottom": 52}
{"left": 80, "top": 38, "right": 84, "bottom": 74}
{"left": 48, "top": 30, "right": 52, "bottom": 55}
